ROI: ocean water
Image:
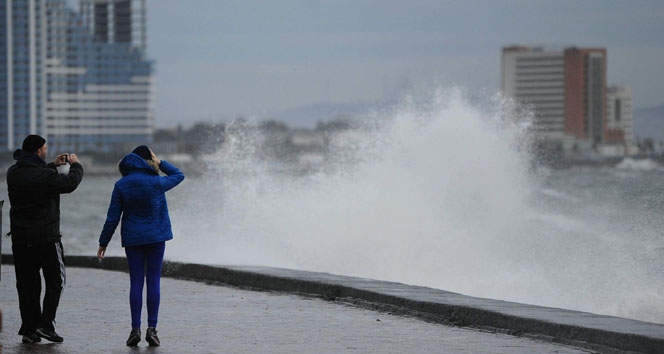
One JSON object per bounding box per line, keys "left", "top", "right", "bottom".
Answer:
{"left": 2, "top": 88, "right": 663, "bottom": 325}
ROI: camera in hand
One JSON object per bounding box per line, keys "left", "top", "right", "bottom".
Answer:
{"left": 64, "top": 154, "right": 69, "bottom": 163}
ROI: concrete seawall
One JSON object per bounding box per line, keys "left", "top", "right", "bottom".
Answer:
{"left": 3, "top": 254, "right": 664, "bottom": 354}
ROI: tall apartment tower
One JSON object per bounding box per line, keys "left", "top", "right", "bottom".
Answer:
{"left": 0, "top": 0, "right": 153, "bottom": 153}
{"left": 501, "top": 46, "right": 608, "bottom": 149}
{"left": 606, "top": 86, "right": 634, "bottom": 147}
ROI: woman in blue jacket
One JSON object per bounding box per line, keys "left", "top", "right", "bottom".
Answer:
{"left": 97, "top": 146, "right": 185, "bottom": 347}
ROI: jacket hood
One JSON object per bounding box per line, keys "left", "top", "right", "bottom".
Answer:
{"left": 119, "top": 153, "right": 158, "bottom": 177}
{"left": 13, "top": 149, "right": 46, "bottom": 166}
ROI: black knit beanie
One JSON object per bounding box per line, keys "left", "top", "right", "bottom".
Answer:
{"left": 132, "top": 145, "right": 152, "bottom": 160}
{"left": 22, "top": 135, "right": 46, "bottom": 153}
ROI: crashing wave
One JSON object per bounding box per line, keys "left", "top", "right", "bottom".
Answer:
{"left": 615, "top": 157, "right": 660, "bottom": 171}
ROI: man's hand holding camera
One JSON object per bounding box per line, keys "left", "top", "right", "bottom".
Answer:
{"left": 55, "top": 153, "right": 79, "bottom": 166}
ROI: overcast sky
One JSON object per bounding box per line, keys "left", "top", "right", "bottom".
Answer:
{"left": 143, "top": 0, "right": 664, "bottom": 128}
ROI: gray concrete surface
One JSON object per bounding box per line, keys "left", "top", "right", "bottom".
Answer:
{"left": 0, "top": 264, "right": 593, "bottom": 354}
{"left": 2, "top": 255, "right": 664, "bottom": 353}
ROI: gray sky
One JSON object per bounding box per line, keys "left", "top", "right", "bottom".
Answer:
{"left": 145, "top": 0, "right": 664, "bottom": 128}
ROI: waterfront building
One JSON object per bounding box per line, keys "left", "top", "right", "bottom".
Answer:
{"left": 606, "top": 85, "right": 633, "bottom": 143}
{"left": 606, "top": 85, "right": 635, "bottom": 153}
{"left": 501, "top": 46, "right": 610, "bottom": 153}
{"left": 1, "top": 0, "right": 152, "bottom": 153}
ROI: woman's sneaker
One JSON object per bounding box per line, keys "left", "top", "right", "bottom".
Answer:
{"left": 146, "top": 327, "right": 160, "bottom": 347}
{"left": 126, "top": 328, "right": 141, "bottom": 346}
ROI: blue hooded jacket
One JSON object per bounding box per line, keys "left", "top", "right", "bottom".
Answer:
{"left": 99, "top": 153, "right": 185, "bottom": 248}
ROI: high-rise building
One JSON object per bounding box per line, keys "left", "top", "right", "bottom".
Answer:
{"left": 501, "top": 46, "right": 610, "bottom": 150}
{"left": 501, "top": 46, "right": 566, "bottom": 141}
{"left": 606, "top": 85, "right": 634, "bottom": 147}
{"left": 1, "top": 0, "right": 152, "bottom": 153}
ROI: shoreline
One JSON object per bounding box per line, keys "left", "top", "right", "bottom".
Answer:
{"left": 1, "top": 154, "right": 662, "bottom": 178}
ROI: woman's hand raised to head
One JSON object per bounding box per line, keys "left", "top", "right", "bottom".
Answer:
{"left": 150, "top": 150, "right": 161, "bottom": 166}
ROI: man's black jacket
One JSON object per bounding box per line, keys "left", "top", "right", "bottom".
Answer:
{"left": 7, "top": 150, "right": 84, "bottom": 245}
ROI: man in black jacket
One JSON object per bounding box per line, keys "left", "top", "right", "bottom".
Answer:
{"left": 6, "top": 135, "right": 84, "bottom": 344}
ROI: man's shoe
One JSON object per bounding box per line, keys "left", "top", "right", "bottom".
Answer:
{"left": 146, "top": 327, "right": 160, "bottom": 347}
{"left": 35, "top": 328, "right": 63, "bottom": 343}
{"left": 22, "top": 331, "right": 42, "bottom": 343}
{"left": 126, "top": 328, "right": 141, "bottom": 346}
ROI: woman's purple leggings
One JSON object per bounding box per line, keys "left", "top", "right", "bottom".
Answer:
{"left": 125, "top": 242, "right": 165, "bottom": 329}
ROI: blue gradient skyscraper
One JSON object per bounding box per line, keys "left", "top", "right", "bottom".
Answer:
{"left": 1, "top": 0, "right": 152, "bottom": 152}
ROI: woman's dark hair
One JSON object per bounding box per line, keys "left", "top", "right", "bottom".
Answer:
{"left": 132, "top": 145, "right": 152, "bottom": 160}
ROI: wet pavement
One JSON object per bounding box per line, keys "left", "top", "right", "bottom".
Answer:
{"left": 0, "top": 265, "right": 594, "bottom": 354}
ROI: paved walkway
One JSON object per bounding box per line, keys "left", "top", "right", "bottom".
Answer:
{"left": 0, "top": 264, "right": 593, "bottom": 354}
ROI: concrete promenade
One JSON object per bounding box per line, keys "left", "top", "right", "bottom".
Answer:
{"left": 1, "top": 255, "right": 663, "bottom": 353}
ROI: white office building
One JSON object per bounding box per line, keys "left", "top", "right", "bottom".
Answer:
{"left": 502, "top": 46, "right": 610, "bottom": 154}
{"left": 606, "top": 85, "right": 634, "bottom": 151}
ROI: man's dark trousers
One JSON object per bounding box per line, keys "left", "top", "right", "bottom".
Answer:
{"left": 12, "top": 241, "right": 66, "bottom": 335}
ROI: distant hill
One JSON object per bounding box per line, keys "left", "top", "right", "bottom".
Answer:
{"left": 265, "top": 101, "right": 664, "bottom": 141}
{"left": 633, "top": 105, "right": 664, "bottom": 143}
{"left": 267, "top": 101, "right": 389, "bottom": 129}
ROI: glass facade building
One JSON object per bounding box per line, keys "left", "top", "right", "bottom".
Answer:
{"left": 1, "top": 0, "right": 152, "bottom": 153}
